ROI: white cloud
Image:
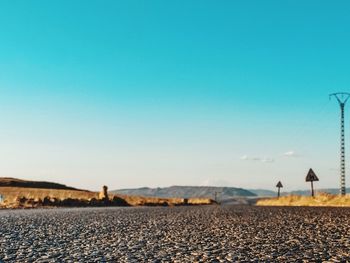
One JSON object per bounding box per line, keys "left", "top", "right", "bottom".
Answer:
{"left": 240, "top": 155, "right": 249, "bottom": 160}
{"left": 240, "top": 155, "right": 274, "bottom": 163}
{"left": 261, "top": 158, "right": 275, "bottom": 163}
{"left": 283, "top": 151, "right": 300, "bottom": 157}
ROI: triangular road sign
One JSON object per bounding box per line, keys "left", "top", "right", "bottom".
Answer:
{"left": 276, "top": 181, "right": 283, "bottom": 188}
{"left": 306, "top": 168, "right": 319, "bottom": 182}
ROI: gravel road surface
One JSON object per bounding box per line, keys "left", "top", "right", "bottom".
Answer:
{"left": 0, "top": 206, "right": 349, "bottom": 262}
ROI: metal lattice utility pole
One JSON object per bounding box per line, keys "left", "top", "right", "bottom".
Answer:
{"left": 330, "top": 92, "right": 350, "bottom": 195}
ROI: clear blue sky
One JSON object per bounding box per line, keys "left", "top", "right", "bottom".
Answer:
{"left": 0, "top": 1, "right": 349, "bottom": 191}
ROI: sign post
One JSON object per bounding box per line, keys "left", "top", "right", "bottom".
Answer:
{"left": 214, "top": 191, "right": 222, "bottom": 204}
{"left": 276, "top": 181, "right": 283, "bottom": 198}
{"left": 305, "top": 168, "right": 319, "bottom": 197}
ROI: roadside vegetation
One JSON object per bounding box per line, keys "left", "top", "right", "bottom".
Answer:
{"left": 257, "top": 193, "right": 350, "bottom": 207}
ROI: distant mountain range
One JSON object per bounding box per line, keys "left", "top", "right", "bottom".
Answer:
{"left": 111, "top": 186, "right": 257, "bottom": 200}
{"left": 112, "top": 186, "right": 350, "bottom": 200}
{"left": 247, "top": 189, "right": 276, "bottom": 197}
{"left": 3, "top": 175, "right": 343, "bottom": 200}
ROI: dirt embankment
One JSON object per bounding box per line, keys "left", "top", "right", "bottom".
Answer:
{"left": 0, "top": 177, "right": 82, "bottom": 191}
{"left": 257, "top": 193, "right": 350, "bottom": 207}
{"left": 0, "top": 187, "right": 215, "bottom": 208}
{"left": 0, "top": 177, "right": 215, "bottom": 208}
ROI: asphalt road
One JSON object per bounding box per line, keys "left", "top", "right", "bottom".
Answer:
{"left": 0, "top": 206, "right": 349, "bottom": 262}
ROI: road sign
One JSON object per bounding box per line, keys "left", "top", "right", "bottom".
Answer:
{"left": 306, "top": 168, "right": 319, "bottom": 182}
{"left": 306, "top": 168, "right": 319, "bottom": 197}
{"left": 276, "top": 181, "right": 283, "bottom": 198}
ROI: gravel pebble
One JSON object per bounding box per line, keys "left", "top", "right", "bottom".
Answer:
{"left": 0, "top": 206, "right": 349, "bottom": 262}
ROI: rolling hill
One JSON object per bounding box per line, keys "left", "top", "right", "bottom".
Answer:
{"left": 111, "top": 186, "right": 257, "bottom": 200}
{"left": 0, "top": 177, "right": 85, "bottom": 191}
{"left": 247, "top": 189, "right": 276, "bottom": 197}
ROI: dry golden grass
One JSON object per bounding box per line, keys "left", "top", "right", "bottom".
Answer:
{"left": 0, "top": 187, "right": 214, "bottom": 207}
{"left": 0, "top": 187, "right": 98, "bottom": 203}
{"left": 256, "top": 193, "right": 350, "bottom": 207}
